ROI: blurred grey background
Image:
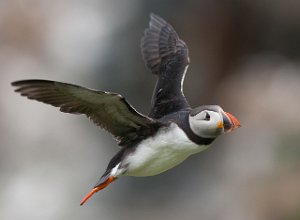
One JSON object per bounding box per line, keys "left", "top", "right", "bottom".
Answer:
{"left": 1, "top": 0, "right": 300, "bottom": 220}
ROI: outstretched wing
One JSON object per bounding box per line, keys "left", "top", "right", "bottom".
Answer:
{"left": 12, "top": 80, "right": 162, "bottom": 147}
{"left": 141, "top": 13, "right": 191, "bottom": 119}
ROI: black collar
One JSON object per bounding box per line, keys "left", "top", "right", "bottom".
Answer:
{"left": 159, "top": 110, "right": 215, "bottom": 146}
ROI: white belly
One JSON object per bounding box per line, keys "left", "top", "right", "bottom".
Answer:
{"left": 123, "top": 123, "right": 210, "bottom": 177}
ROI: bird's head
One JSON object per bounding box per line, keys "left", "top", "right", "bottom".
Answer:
{"left": 189, "top": 105, "right": 241, "bottom": 138}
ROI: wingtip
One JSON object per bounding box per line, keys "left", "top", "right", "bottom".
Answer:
{"left": 11, "top": 79, "right": 50, "bottom": 87}
{"left": 11, "top": 80, "right": 22, "bottom": 86}
{"left": 149, "top": 12, "right": 157, "bottom": 19}
{"left": 149, "top": 12, "right": 163, "bottom": 20}
{"left": 149, "top": 13, "right": 167, "bottom": 27}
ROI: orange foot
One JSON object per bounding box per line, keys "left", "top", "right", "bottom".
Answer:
{"left": 80, "top": 176, "right": 117, "bottom": 206}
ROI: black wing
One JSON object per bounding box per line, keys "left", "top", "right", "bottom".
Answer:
{"left": 12, "top": 80, "right": 162, "bottom": 147}
{"left": 141, "top": 13, "right": 191, "bottom": 119}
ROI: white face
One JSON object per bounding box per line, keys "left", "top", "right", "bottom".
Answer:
{"left": 188, "top": 109, "right": 224, "bottom": 138}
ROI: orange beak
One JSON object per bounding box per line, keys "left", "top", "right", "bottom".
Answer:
{"left": 223, "top": 112, "right": 241, "bottom": 133}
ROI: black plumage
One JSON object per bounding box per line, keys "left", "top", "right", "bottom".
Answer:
{"left": 12, "top": 80, "right": 163, "bottom": 147}
{"left": 142, "top": 13, "right": 190, "bottom": 119}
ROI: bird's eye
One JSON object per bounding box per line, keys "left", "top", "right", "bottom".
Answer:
{"left": 204, "top": 112, "right": 210, "bottom": 121}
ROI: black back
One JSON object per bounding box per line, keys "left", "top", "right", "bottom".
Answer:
{"left": 141, "top": 14, "right": 191, "bottom": 119}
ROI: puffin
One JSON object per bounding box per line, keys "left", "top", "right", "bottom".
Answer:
{"left": 12, "top": 14, "right": 241, "bottom": 205}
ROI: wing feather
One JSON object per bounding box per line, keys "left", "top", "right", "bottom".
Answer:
{"left": 12, "top": 80, "right": 162, "bottom": 146}
{"left": 141, "top": 13, "right": 191, "bottom": 118}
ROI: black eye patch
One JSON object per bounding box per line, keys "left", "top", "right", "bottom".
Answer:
{"left": 204, "top": 112, "right": 210, "bottom": 120}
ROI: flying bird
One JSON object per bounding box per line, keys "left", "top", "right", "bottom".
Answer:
{"left": 12, "top": 14, "right": 241, "bottom": 205}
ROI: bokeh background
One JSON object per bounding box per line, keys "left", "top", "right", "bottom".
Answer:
{"left": 1, "top": 0, "right": 300, "bottom": 219}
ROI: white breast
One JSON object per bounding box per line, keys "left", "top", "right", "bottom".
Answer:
{"left": 123, "top": 123, "right": 210, "bottom": 177}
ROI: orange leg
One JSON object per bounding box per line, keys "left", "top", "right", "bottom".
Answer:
{"left": 80, "top": 176, "right": 117, "bottom": 206}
